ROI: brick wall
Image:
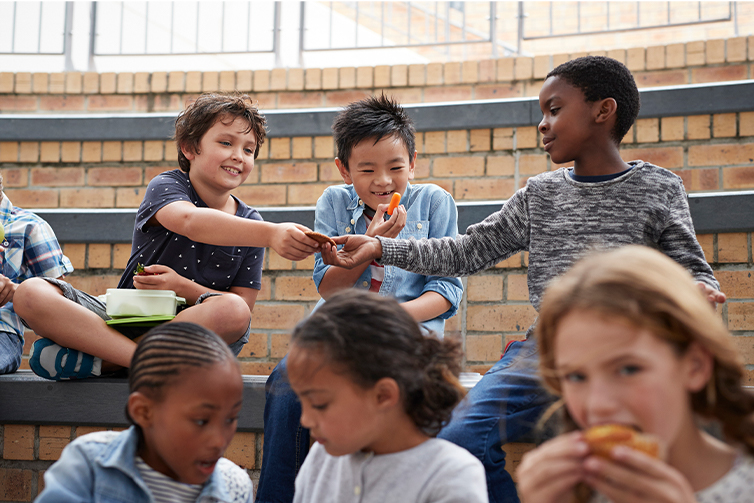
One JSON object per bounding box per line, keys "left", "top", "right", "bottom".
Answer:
{"left": 1, "top": 36, "right": 754, "bottom": 113}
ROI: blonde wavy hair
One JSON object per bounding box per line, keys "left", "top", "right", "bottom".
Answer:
{"left": 536, "top": 245, "right": 754, "bottom": 454}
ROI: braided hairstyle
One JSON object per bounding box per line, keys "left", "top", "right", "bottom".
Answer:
{"left": 290, "top": 290, "right": 465, "bottom": 436}
{"left": 127, "top": 322, "right": 236, "bottom": 419}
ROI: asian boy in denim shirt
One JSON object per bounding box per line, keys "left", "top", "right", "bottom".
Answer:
{"left": 254, "top": 95, "right": 464, "bottom": 503}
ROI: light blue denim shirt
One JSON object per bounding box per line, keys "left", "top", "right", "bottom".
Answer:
{"left": 313, "top": 182, "right": 463, "bottom": 336}
{"left": 36, "top": 426, "right": 253, "bottom": 503}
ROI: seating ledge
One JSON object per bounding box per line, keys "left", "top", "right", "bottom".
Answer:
{"left": 0, "top": 370, "right": 267, "bottom": 431}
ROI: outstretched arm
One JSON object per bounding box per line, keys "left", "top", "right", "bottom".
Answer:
{"left": 154, "top": 201, "right": 319, "bottom": 261}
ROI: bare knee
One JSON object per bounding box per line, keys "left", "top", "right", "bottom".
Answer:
{"left": 184, "top": 294, "right": 250, "bottom": 343}
{"left": 14, "top": 278, "right": 63, "bottom": 319}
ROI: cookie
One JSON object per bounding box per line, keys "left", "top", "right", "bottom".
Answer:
{"left": 304, "top": 231, "right": 336, "bottom": 247}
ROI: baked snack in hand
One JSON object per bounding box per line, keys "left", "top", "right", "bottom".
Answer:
{"left": 583, "top": 424, "right": 659, "bottom": 458}
{"left": 304, "top": 231, "right": 337, "bottom": 247}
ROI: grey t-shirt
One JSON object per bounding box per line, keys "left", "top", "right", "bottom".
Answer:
{"left": 293, "top": 439, "right": 488, "bottom": 503}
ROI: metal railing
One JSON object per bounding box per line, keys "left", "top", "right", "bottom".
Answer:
{"left": 90, "top": 1, "right": 280, "bottom": 57}
{"left": 522, "top": 1, "right": 735, "bottom": 40}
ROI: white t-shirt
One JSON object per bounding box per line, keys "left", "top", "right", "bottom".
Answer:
{"left": 592, "top": 452, "right": 754, "bottom": 503}
{"left": 293, "top": 438, "right": 488, "bottom": 503}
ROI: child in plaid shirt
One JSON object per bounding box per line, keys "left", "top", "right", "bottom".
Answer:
{"left": 0, "top": 174, "right": 73, "bottom": 374}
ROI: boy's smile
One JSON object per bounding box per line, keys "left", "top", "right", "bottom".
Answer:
{"left": 181, "top": 117, "right": 257, "bottom": 201}
{"left": 336, "top": 134, "right": 415, "bottom": 212}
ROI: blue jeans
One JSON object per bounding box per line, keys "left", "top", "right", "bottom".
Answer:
{"left": 438, "top": 337, "right": 557, "bottom": 503}
{"left": 256, "top": 338, "right": 556, "bottom": 503}
{"left": 255, "top": 355, "right": 310, "bottom": 503}
{"left": 0, "top": 331, "right": 22, "bottom": 374}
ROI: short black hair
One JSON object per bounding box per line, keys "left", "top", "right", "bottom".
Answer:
{"left": 332, "top": 94, "right": 415, "bottom": 170}
{"left": 547, "top": 56, "right": 640, "bottom": 143}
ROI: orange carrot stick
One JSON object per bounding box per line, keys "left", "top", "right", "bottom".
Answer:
{"left": 387, "top": 192, "right": 401, "bottom": 215}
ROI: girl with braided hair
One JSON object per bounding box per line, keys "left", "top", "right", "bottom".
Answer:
{"left": 286, "top": 290, "right": 487, "bottom": 503}
{"left": 36, "top": 322, "right": 253, "bottom": 503}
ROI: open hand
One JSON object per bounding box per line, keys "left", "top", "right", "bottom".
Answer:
{"left": 271, "top": 223, "right": 320, "bottom": 261}
{"left": 321, "top": 235, "right": 382, "bottom": 269}
{"left": 583, "top": 446, "right": 696, "bottom": 503}
{"left": 517, "top": 431, "right": 589, "bottom": 503}
{"left": 697, "top": 282, "right": 726, "bottom": 308}
{"left": 366, "top": 203, "right": 406, "bottom": 239}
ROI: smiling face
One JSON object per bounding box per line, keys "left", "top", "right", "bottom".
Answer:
{"left": 135, "top": 359, "right": 243, "bottom": 485}
{"left": 181, "top": 116, "right": 257, "bottom": 197}
{"left": 287, "top": 344, "right": 383, "bottom": 457}
{"left": 336, "top": 134, "right": 415, "bottom": 211}
{"left": 538, "top": 76, "right": 604, "bottom": 166}
{"left": 554, "top": 310, "right": 710, "bottom": 452}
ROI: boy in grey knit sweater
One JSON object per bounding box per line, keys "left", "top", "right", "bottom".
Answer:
{"left": 322, "top": 56, "right": 725, "bottom": 503}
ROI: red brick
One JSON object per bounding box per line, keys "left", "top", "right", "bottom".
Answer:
{"left": 621, "top": 146, "right": 683, "bottom": 169}
{"left": 271, "top": 333, "right": 292, "bottom": 359}
{"left": 0, "top": 468, "right": 33, "bottom": 500}
{"left": 635, "top": 118, "right": 659, "bottom": 143}
{"left": 519, "top": 154, "right": 547, "bottom": 175}
{"left": 633, "top": 70, "right": 686, "bottom": 88}
{"left": 0, "top": 95, "right": 37, "bottom": 112}
{"left": 278, "top": 92, "right": 324, "bottom": 108}
{"left": 60, "top": 188, "right": 115, "bottom": 208}
{"left": 727, "top": 303, "right": 754, "bottom": 331}
{"left": 691, "top": 65, "right": 747, "bottom": 84}
{"left": 447, "top": 131, "right": 467, "bottom": 153}
{"left": 3, "top": 425, "right": 35, "bottom": 460}
{"left": 493, "top": 128, "right": 514, "bottom": 151}
{"left": 717, "top": 233, "right": 748, "bottom": 263}
{"left": 687, "top": 115, "right": 711, "bottom": 140}
{"left": 64, "top": 243, "right": 86, "bottom": 269}
{"left": 507, "top": 274, "right": 529, "bottom": 301}
{"left": 697, "top": 234, "right": 714, "bottom": 263}
{"left": 31, "top": 167, "right": 85, "bottom": 186}
{"left": 3, "top": 168, "right": 28, "bottom": 187}
{"left": 225, "top": 432, "right": 256, "bottom": 469}
{"left": 40, "top": 95, "right": 85, "bottom": 112}
{"left": 81, "top": 142, "right": 102, "bottom": 162}
{"left": 467, "top": 275, "right": 503, "bottom": 302}
{"left": 5, "top": 189, "right": 58, "bottom": 207}
{"left": 287, "top": 183, "right": 335, "bottom": 206}
{"left": 237, "top": 332, "right": 268, "bottom": 358}
{"left": 661, "top": 117, "right": 685, "bottom": 141}
{"left": 87, "top": 95, "right": 133, "bottom": 111}
{"left": 88, "top": 167, "right": 143, "bottom": 186}
{"left": 723, "top": 166, "right": 754, "bottom": 189}
{"left": 470, "top": 129, "right": 491, "bottom": 152}
{"left": 487, "top": 155, "right": 515, "bottom": 176}
{"left": 0, "top": 142, "right": 18, "bottom": 163}
{"left": 424, "top": 132, "right": 445, "bottom": 154}
{"left": 40, "top": 142, "right": 60, "bottom": 163}
{"left": 116, "top": 187, "right": 148, "bottom": 208}
{"left": 433, "top": 157, "right": 485, "bottom": 179}
{"left": 729, "top": 334, "right": 754, "bottom": 364}
{"left": 275, "top": 276, "right": 320, "bottom": 301}
{"left": 466, "top": 334, "right": 503, "bottom": 361}
{"left": 39, "top": 436, "right": 69, "bottom": 461}
{"left": 239, "top": 361, "right": 276, "bottom": 375}
{"left": 232, "top": 185, "right": 287, "bottom": 206}
{"left": 144, "top": 141, "right": 164, "bottom": 161}
{"left": 716, "top": 270, "right": 754, "bottom": 299}
{"left": 324, "top": 90, "right": 371, "bottom": 107}
{"left": 122, "top": 141, "right": 142, "bottom": 162}
{"left": 713, "top": 113, "right": 737, "bottom": 138}
{"left": 250, "top": 304, "right": 306, "bottom": 330}
{"left": 672, "top": 168, "right": 719, "bottom": 192}
{"left": 89, "top": 244, "right": 112, "bottom": 268}
{"left": 516, "top": 127, "right": 539, "bottom": 149}
{"left": 261, "top": 162, "right": 317, "bottom": 183}
{"left": 474, "top": 83, "right": 523, "bottom": 100}
{"left": 113, "top": 243, "right": 131, "bottom": 268}
{"left": 424, "top": 86, "right": 473, "bottom": 103}
{"left": 467, "top": 304, "right": 537, "bottom": 332}
{"left": 689, "top": 144, "right": 754, "bottom": 167}
{"left": 456, "top": 178, "right": 515, "bottom": 200}
{"left": 19, "top": 142, "right": 39, "bottom": 163}
{"left": 740, "top": 111, "right": 754, "bottom": 137}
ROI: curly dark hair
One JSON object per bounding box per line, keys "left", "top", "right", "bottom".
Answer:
{"left": 174, "top": 92, "right": 267, "bottom": 172}
{"left": 547, "top": 56, "right": 640, "bottom": 143}
{"left": 332, "top": 94, "right": 416, "bottom": 170}
{"left": 289, "top": 290, "right": 465, "bottom": 436}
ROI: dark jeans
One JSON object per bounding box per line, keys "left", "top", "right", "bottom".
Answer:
{"left": 254, "top": 337, "right": 556, "bottom": 503}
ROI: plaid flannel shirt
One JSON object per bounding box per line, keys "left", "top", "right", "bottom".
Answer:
{"left": 0, "top": 196, "right": 73, "bottom": 341}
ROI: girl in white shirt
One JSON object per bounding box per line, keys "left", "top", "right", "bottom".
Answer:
{"left": 286, "top": 289, "right": 488, "bottom": 503}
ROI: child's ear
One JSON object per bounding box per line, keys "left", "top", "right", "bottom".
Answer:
{"left": 407, "top": 151, "right": 417, "bottom": 181}
{"left": 594, "top": 97, "right": 618, "bottom": 125}
{"left": 180, "top": 142, "right": 197, "bottom": 161}
{"left": 373, "top": 377, "right": 401, "bottom": 409}
{"left": 335, "top": 158, "right": 353, "bottom": 185}
{"left": 128, "top": 391, "right": 155, "bottom": 428}
{"left": 683, "top": 342, "right": 714, "bottom": 393}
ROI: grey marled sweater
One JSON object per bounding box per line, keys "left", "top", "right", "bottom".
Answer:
{"left": 378, "top": 161, "right": 718, "bottom": 322}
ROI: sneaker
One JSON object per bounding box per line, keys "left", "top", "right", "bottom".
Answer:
{"left": 28, "top": 338, "right": 102, "bottom": 380}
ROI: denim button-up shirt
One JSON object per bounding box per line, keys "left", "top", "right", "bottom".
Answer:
{"left": 313, "top": 182, "right": 463, "bottom": 336}
{"left": 36, "top": 426, "right": 253, "bottom": 502}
